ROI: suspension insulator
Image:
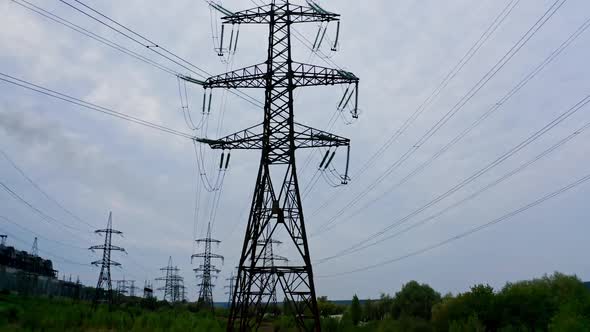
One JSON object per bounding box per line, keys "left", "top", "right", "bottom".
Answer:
{"left": 225, "top": 152, "right": 231, "bottom": 169}
{"left": 317, "top": 26, "right": 328, "bottom": 51}
{"left": 219, "top": 152, "right": 225, "bottom": 169}
{"left": 332, "top": 21, "right": 340, "bottom": 51}
{"left": 233, "top": 29, "right": 240, "bottom": 53}
{"left": 218, "top": 24, "right": 225, "bottom": 56}
{"left": 318, "top": 150, "right": 330, "bottom": 169}
{"left": 324, "top": 151, "right": 336, "bottom": 169}
{"left": 228, "top": 26, "right": 235, "bottom": 53}
{"left": 337, "top": 86, "right": 350, "bottom": 110}
{"left": 207, "top": 89, "right": 213, "bottom": 113}
{"left": 202, "top": 88, "right": 207, "bottom": 114}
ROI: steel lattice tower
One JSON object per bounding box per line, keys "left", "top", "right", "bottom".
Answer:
{"left": 156, "top": 257, "right": 185, "bottom": 303}
{"left": 192, "top": 222, "right": 224, "bottom": 310}
{"left": 90, "top": 212, "right": 125, "bottom": 307}
{"left": 31, "top": 237, "right": 38, "bottom": 257}
{"left": 183, "top": 1, "right": 359, "bottom": 330}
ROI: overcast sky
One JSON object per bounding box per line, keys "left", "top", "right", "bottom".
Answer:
{"left": 1, "top": 0, "right": 590, "bottom": 302}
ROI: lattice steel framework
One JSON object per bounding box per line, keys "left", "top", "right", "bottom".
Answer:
{"left": 90, "top": 212, "right": 125, "bottom": 307}
{"left": 192, "top": 222, "right": 224, "bottom": 310}
{"left": 185, "top": 1, "right": 359, "bottom": 330}
{"left": 156, "top": 257, "right": 185, "bottom": 303}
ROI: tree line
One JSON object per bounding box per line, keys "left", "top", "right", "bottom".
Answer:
{"left": 314, "top": 272, "right": 590, "bottom": 331}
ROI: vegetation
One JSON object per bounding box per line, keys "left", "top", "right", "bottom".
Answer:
{"left": 1, "top": 272, "right": 589, "bottom": 331}
{"left": 0, "top": 294, "right": 225, "bottom": 332}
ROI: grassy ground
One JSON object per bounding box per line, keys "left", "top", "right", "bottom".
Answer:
{"left": 0, "top": 293, "right": 226, "bottom": 332}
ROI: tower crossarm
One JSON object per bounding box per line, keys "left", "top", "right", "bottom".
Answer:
{"left": 191, "top": 253, "right": 225, "bottom": 262}
{"left": 89, "top": 244, "right": 126, "bottom": 252}
{"left": 195, "top": 122, "right": 348, "bottom": 150}
{"left": 92, "top": 259, "right": 121, "bottom": 267}
{"left": 181, "top": 63, "right": 357, "bottom": 89}
{"left": 219, "top": 3, "right": 339, "bottom": 25}
{"left": 293, "top": 122, "right": 350, "bottom": 149}
{"left": 194, "top": 123, "right": 264, "bottom": 150}
{"left": 94, "top": 229, "right": 123, "bottom": 235}
{"left": 291, "top": 62, "right": 358, "bottom": 87}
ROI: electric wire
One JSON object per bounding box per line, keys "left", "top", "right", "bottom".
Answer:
{"left": 317, "top": 92, "right": 590, "bottom": 258}
{"left": 1, "top": 148, "right": 99, "bottom": 230}
{"left": 0, "top": 215, "right": 87, "bottom": 250}
{"left": 0, "top": 73, "right": 196, "bottom": 140}
{"left": 311, "top": 0, "right": 567, "bottom": 232}
{"left": 59, "top": 0, "right": 263, "bottom": 109}
{"left": 0, "top": 227, "right": 91, "bottom": 267}
{"left": 307, "top": 0, "right": 524, "bottom": 217}
{"left": 318, "top": 115, "right": 590, "bottom": 263}
{"left": 316, "top": 12, "right": 590, "bottom": 235}
{"left": 317, "top": 171, "right": 590, "bottom": 278}
{"left": 10, "top": 0, "right": 178, "bottom": 76}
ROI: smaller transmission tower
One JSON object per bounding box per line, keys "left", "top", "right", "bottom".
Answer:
{"left": 89, "top": 212, "right": 125, "bottom": 307}
{"left": 225, "top": 271, "right": 237, "bottom": 305}
{"left": 259, "top": 236, "right": 288, "bottom": 309}
{"left": 192, "top": 222, "right": 224, "bottom": 310}
{"left": 31, "top": 237, "right": 38, "bottom": 256}
{"left": 156, "top": 257, "right": 185, "bottom": 303}
{"left": 0, "top": 235, "right": 6, "bottom": 247}
{"left": 143, "top": 280, "right": 154, "bottom": 299}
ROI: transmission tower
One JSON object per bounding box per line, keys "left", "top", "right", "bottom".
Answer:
{"left": 89, "top": 212, "right": 126, "bottom": 307}
{"left": 156, "top": 257, "right": 185, "bottom": 303}
{"left": 192, "top": 222, "right": 224, "bottom": 310}
{"left": 225, "top": 271, "right": 237, "bottom": 305}
{"left": 143, "top": 280, "right": 154, "bottom": 299}
{"left": 0, "top": 235, "right": 6, "bottom": 247}
{"left": 183, "top": 1, "right": 359, "bottom": 330}
{"left": 259, "top": 236, "right": 288, "bottom": 310}
{"left": 31, "top": 237, "right": 38, "bottom": 257}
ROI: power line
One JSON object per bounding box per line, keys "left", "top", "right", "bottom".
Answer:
{"left": 318, "top": 113, "right": 590, "bottom": 263}
{"left": 317, "top": 92, "right": 590, "bottom": 259}
{"left": 318, "top": 171, "right": 590, "bottom": 278}
{"left": 306, "top": 0, "right": 522, "bottom": 218}
{"left": 0, "top": 215, "right": 87, "bottom": 250}
{"left": 0, "top": 180, "right": 89, "bottom": 233}
{"left": 1, "top": 148, "right": 98, "bottom": 229}
{"left": 311, "top": 0, "right": 567, "bottom": 231}
{"left": 10, "top": 0, "right": 179, "bottom": 76}
{"left": 58, "top": 0, "right": 263, "bottom": 109}
{"left": 0, "top": 72, "right": 195, "bottom": 139}
{"left": 0, "top": 227, "right": 91, "bottom": 266}
{"left": 316, "top": 11, "right": 590, "bottom": 235}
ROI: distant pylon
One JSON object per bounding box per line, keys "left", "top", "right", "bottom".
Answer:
{"left": 143, "top": 280, "right": 154, "bottom": 299}
{"left": 225, "top": 271, "right": 237, "bottom": 305}
{"left": 89, "top": 212, "right": 126, "bottom": 307}
{"left": 259, "top": 233, "right": 288, "bottom": 309}
{"left": 31, "top": 237, "right": 38, "bottom": 257}
{"left": 192, "top": 222, "right": 224, "bottom": 310}
{"left": 156, "top": 257, "right": 184, "bottom": 303}
{"left": 0, "top": 235, "right": 6, "bottom": 247}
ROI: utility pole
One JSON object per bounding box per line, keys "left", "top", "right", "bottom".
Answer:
{"left": 89, "top": 212, "right": 126, "bottom": 307}
{"left": 183, "top": 1, "right": 359, "bottom": 330}
{"left": 31, "top": 237, "right": 38, "bottom": 257}
{"left": 192, "top": 222, "right": 224, "bottom": 310}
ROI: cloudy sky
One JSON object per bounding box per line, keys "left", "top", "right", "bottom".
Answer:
{"left": 1, "top": 0, "right": 590, "bottom": 302}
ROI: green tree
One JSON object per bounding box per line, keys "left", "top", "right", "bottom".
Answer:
{"left": 392, "top": 281, "right": 441, "bottom": 320}
{"left": 351, "top": 294, "right": 361, "bottom": 326}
